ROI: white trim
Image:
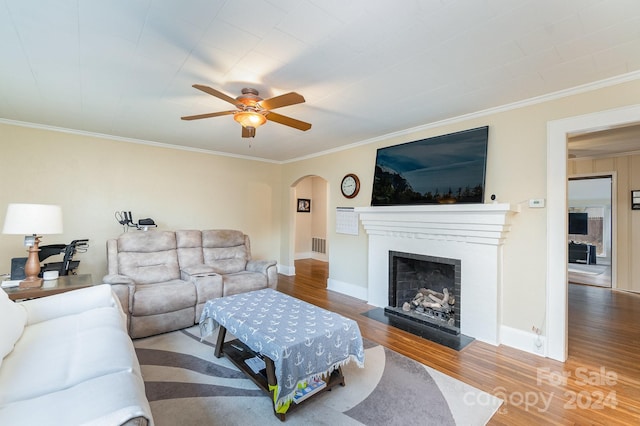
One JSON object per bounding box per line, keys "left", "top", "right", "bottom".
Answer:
{"left": 327, "top": 278, "right": 368, "bottom": 301}
{"left": 283, "top": 70, "right": 640, "bottom": 163}
{"left": 547, "top": 104, "right": 640, "bottom": 362}
{"left": 294, "top": 251, "right": 313, "bottom": 260}
{"left": 356, "top": 204, "right": 518, "bottom": 345}
{"left": 3, "top": 71, "right": 639, "bottom": 165}
{"left": 277, "top": 264, "right": 295, "bottom": 276}
{"left": 0, "top": 118, "right": 281, "bottom": 164}
{"left": 500, "top": 325, "right": 546, "bottom": 358}
{"left": 311, "top": 253, "right": 328, "bottom": 262}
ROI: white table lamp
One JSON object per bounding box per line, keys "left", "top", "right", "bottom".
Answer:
{"left": 2, "top": 203, "right": 63, "bottom": 288}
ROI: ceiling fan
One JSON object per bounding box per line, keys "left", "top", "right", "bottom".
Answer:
{"left": 181, "top": 85, "right": 312, "bottom": 138}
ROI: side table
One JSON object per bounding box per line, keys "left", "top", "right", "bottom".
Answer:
{"left": 3, "top": 274, "right": 93, "bottom": 301}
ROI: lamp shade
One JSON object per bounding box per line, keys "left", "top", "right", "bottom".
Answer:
{"left": 2, "top": 203, "right": 63, "bottom": 235}
{"left": 234, "top": 111, "right": 267, "bottom": 128}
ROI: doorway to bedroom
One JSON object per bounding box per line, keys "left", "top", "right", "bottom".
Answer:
{"left": 567, "top": 176, "right": 613, "bottom": 288}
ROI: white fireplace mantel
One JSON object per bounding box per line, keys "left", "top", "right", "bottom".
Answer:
{"left": 355, "top": 203, "right": 519, "bottom": 345}
{"left": 355, "top": 203, "right": 519, "bottom": 245}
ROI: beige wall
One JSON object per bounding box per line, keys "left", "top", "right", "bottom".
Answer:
{"left": 281, "top": 78, "right": 640, "bottom": 336}
{"left": 2, "top": 77, "right": 640, "bottom": 342}
{"left": 0, "top": 123, "right": 282, "bottom": 281}
{"left": 569, "top": 154, "right": 640, "bottom": 292}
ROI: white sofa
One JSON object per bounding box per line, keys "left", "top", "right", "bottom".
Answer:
{"left": 0, "top": 284, "right": 153, "bottom": 425}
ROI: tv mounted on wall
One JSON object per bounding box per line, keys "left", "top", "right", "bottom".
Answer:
{"left": 371, "top": 126, "right": 489, "bottom": 206}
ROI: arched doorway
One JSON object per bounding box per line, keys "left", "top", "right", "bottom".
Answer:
{"left": 291, "top": 175, "right": 329, "bottom": 280}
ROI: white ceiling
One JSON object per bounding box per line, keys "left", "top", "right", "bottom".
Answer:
{"left": 1, "top": 0, "right": 640, "bottom": 162}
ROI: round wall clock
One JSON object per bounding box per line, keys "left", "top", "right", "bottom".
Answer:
{"left": 341, "top": 173, "right": 360, "bottom": 198}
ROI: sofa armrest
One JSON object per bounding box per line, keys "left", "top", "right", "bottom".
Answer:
{"left": 246, "top": 259, "right": 276, "bottom": 274}
{"left": 246, "top": 260, "right": 278, "bottom": 288}
{"left": 103, "top": 274, "right": 135, "bottom": 285}
{"left": 20, "top": 284, "right": 117, "bottom": 325}
{"left": 102, "top": 274, "right": 136, "bottom": 315}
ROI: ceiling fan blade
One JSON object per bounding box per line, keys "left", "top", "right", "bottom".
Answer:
{"left": 192, "top": 84, "right": 239, "bottom": 106}
{"left": 266, "top": 111, "right": 312, "bottom": 131}
{"left": 258, "top": 92, "right": 305, "bottom": 110}
{"left": 181, "top": 110, "right": 236, "bottom": 121}
{"left": 242, "top": 126, "right": 256, "bottom": 138}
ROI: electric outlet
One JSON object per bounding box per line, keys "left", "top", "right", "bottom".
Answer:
{"left": 532, "top": 325, "right": 544, "bottom": 355}
{"left": 533, "top": 336, "right": 544, "bottom": 355}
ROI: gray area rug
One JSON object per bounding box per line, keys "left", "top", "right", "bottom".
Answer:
{"left": 567, "top": 263, "right": 607, "bottom": 275}
{"left": 134, "top": 326, "right": 501, "bottom": 425}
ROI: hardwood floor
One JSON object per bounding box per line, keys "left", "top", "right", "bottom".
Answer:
{"left": 276, "top": 259, "right": 640, "bottom": 425}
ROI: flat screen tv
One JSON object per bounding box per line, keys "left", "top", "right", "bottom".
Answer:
{"left": 371, "top": 126, "right": 489, "bottom": 206}
{"left": 568, "top": 212, "right": 588, "bottom": 235}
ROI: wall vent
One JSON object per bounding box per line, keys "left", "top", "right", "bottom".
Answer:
{"left": 312, "top": 237, "right": 326, "bottom": 254}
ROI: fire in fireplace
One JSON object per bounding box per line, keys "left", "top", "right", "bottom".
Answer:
{"left": 386, "top": 251, "right": 461, "bottom": 334}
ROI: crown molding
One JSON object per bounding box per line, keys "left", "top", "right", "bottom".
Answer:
{"left": 2, "top": 70, "right": 639, "bottom": 165}
{"left": 283, "top": 70, "right": 640, "bottom": 164}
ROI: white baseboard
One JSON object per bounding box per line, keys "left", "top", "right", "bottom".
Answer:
{"left": 500, "top": 325, "right": 546, "bottom": 358}
{"left": 277, "top": 264, "right": 295, "bottom": 276}
{"left": 294, "top": 253, "right": 328, "bottom": 262}
{"left": 311, "top": 253, "right": 328, "bottom": 262}
{"left": 327, "top": 278, "right": 368, "bottom": 301}
{"left": 294, "top": 251, "right": 312, "bottom": 260}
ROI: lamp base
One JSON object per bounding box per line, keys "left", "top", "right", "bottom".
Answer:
{"left": 20, "top": 236, "right": 43, "bottom": 288}
{"left": 19, "top": 276, "right": 43, "bottom": 288}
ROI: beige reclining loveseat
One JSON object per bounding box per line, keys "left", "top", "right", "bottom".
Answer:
{"left": 103, "top": 229, "right": 277, "bottom": 338}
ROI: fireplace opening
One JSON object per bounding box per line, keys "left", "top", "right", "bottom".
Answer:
{"left": 385, "top": 251, "right": 461, "bottom": 335}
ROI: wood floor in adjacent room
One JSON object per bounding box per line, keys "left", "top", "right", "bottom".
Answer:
{"left": 276, "top": 259, "right": 640, "bottom": 425}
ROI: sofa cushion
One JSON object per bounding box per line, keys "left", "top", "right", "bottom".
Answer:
{"left": 0, "top": 370, "right": 150, "bottom": 426}
{"left": 203, "top": 246, "right": 248, "bottom": 274}
{"left": 118, "top": 230, "right": 176, "bottom": 252}
{"left": 118, "top": 250, "right": 180, "bottom": 284}
{"left": 130, "top": 280, "right": 196, "bottom": 316}
{"left": 0, "top": 290, "right": 27, "bottom": 368}
{"left": 176, "top": 230, "right": 204, "bottom": 268}
{"left": 0, "top": 305, "right": 136, "bottom": 405}
{"left": 202, "top": 229, "right": 248, "bottom": 274}
{"left": 202, "top": 229, "right": 245, "bottom": 247}
{"left": 117, "top": 231, "right": 180, "bottom": 283}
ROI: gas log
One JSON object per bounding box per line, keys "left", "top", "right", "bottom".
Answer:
{"left": 402, "top": 288, "right": 455, "bottom": 314}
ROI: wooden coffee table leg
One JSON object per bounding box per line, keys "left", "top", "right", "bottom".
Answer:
{"left": 214, "top": 326, "right": 227, "bottom": 358}
{"left": 334, "top": 366, "right": 345, "bottom": 386}
{"left": 264, "top": 357, "right": 286, "bottom": 421}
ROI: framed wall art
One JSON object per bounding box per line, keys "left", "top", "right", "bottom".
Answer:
{"left": 632, "top": 190, "right": 640, "bottom": 210}
{"left": 297, "top": 198, "right": 311, "bottom": 213}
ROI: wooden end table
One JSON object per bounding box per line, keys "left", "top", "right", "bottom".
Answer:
{"left": 3, "top": 274, "right": 93, "bottom": 301}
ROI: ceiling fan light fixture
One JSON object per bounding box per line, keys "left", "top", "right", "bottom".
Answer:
{"left": 234, "top": 111, "right": 266, "bottom": 128}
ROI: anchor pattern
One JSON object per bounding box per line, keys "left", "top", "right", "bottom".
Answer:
{"left": 200, "top": 288, "right": 365, "bottom": 407}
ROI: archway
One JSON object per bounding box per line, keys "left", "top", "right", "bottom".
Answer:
{"left": 289, "top": 175, "right": 329, "bottom": 278}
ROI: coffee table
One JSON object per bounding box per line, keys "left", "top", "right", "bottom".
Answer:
{"left": 200, "top": 288, "right": 365, "bottom": 421}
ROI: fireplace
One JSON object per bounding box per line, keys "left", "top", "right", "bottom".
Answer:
{"left": 354, "top": 203, "right": 518, "bottom": 345}
{"left": 386, "top": 251, "right": 461, "bottom": 334}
